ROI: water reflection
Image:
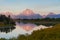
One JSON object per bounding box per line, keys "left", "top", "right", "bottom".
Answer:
{"left": 16, "top": 22, "right": 37, "bottom": 31}
{"left": 0, "top": 26, "right": 15, "bottom": 33}
{"left": 0, "top": 22, "right": 52, "bottom": 39}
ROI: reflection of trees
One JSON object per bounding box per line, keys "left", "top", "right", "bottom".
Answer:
{"left": 0, "top": 15, "right": 16, "bottom": 33}
{"left": 0, "top": 26, "right": 15, "bottom": 33}
{"left": 16, "top": 18, "right": 60, "bottom": 26}
{"left": 34, "top": 23, "right": 56, "bottom": 26}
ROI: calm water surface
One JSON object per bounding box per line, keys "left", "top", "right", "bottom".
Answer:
{"left": 0, "top": 22, "right": 52, "bottom": 39}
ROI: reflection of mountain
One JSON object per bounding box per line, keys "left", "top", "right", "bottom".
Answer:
{"left": 13, "top": 9, "right": 42, "bottom": 19}
{"left": 0, "top": 26, "right": 15, "bottom": 33}
{"left": 16, "top": 22, "right": 51, "bottom": 31}
{"left": 46, "top": 12, "right": 60, "bottom": 18}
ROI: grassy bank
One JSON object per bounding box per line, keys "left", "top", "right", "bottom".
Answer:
{"left": 16, "top": 24, "right": 60, "bottom": 40}
{"left": 0, "top": 24, "right": 60, "bottom": 40}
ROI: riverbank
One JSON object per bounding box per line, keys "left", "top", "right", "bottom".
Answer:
{"left": 0, "top": 24, "right": 60, "bottom": 40}
{"left": 16, "top": 19, "right": 60, "bottom": 26}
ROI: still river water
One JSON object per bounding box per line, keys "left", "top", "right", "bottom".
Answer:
{"left": 0, "top": 22, "right": 52, "bottom": 39}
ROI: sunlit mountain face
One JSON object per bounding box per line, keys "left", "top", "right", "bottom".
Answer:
{"left": 0, "top": 9, "right": 60, "bottom": 19}
{"left": 13, "top": 9, "right": 42, "bottom": 19}
{"left": 21, "top": 9, "right": 34, "bottom": 16}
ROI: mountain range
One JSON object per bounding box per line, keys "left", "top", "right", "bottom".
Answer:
{"left": 12, "top": 9, "right": 42, "bottom": 19}
{"left": 13, "top": 9, "right": 60, "bottom": 19}
{"left": 46, "top": 12, "right": 60, "bottom": 18}
{"left": 0, "top": 9, "right": 60, "bottom": 19}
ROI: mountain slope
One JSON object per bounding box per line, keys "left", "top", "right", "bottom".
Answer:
{"left": 13, "top": 9, "right": 42, "bottom": 19}
{"left": 46, "top": 12, "right": 60, "bottom": 18}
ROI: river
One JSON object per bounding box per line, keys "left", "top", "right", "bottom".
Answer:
{"left": 0, "top": 22, "right": 52, "bottom": 39}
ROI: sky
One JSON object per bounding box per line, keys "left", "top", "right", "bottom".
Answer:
{"left": 0, "top": 0, "right": 60, "bottom": 15}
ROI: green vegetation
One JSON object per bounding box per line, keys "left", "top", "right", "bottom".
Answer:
{"left": 16, "top": 24, "right": 60, "bottom": 40}
{"left": 0, "top": 15, "right": 15, "bottom": 33}
{"left": 0, "top": 15, "right": 15, "bottom": 27}
{"left": 0, "top": 14, "right": 60, "bottom": 40}
{"left": 0, "top": 38, "right": 6, "bottom": 40}
{"left": 17, "top": 18, "right": 60, "bottom": 26}
{"left": 0, "top": 24, "right": 60, "bottom": 40}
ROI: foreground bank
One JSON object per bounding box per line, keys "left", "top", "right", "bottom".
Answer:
{"left": 0, "top": 24, "right": 60, "bottom": 40}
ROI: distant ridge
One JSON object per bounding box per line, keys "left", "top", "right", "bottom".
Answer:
{"left": 46, "top": 12, "right": 60, "bottom": 18}
{"left": 0, "top": 9, "right": 60, "bottom": 19}
{"left": 13, "top": 9, "right": 42, "bottom": 19}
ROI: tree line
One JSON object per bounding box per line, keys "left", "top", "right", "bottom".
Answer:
{"left": 0, "top": 14, "right": 15, "bottom": 25}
